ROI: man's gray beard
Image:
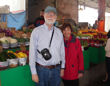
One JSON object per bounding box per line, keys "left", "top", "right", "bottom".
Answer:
{"left": 45, "top": 19, "right": 56, "bottom": 25}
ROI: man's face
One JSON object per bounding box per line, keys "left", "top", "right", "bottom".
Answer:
{"left": 44, "top": 11, "right": 57, "bottom": 25}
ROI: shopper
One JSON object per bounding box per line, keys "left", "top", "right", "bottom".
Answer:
{"left": 34, "top": 9, "right": 45, "bottom": 27}
{"left": 93, "top": 20, "right": 98, "bottom": 29}
{"left": 29, "top": 6, "right": 65, "bottom": 86}
{"left": 61, "top": 23, "right": 84, "bottom": 86}
{"left": 105, "top": 30, "right": 110, "bottom": 86}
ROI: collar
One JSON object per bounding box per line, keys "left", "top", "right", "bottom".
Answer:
{"left": 44, "top": 23, "right": 54, "bottom": 31}
{"left": 64, "top": 34, "right": 76, "bottom": 43}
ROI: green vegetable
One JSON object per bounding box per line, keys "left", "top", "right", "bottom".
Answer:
{"left": 0, "top": 52, "right": 8, "bottom": 61}
{"left": 7, "top": 53, "right": 16, "bottom": 59}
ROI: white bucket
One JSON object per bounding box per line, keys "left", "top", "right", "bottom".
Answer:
{"left": 18, "top": 58, "right": 27, "bottom": 66}
{"left": 8, "top": 58, "right": 18, "bottom": 67}
{"left": 0, "top": 61, "right": 8, "bottom": 67}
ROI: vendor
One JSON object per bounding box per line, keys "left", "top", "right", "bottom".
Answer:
{"left": 34, "top": 9, "right": 45, "bottom": 27}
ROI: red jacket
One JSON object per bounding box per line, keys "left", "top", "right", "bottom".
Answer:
{"left": 62, "top": 35, "right": 84, "bottom": 80}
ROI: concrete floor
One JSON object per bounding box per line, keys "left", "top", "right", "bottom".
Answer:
{"left": 61, "top": 62, "right": 107, "bottom": 86}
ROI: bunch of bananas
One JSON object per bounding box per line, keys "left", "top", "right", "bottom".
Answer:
{"left": 17, "top": 52, "right": 27, "bottom": 58}
{"left": 7, "top": 51, "right": 27, "bottom": 58}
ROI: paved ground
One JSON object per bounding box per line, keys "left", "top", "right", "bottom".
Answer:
{"left": 61, "top": 62, "right": 108, "bottom": 86}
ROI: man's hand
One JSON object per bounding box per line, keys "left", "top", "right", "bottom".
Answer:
{"left": 78, "top": 73, "right": 83, "bottom": 78}
{"left": 60, "top": 69, "right": 64, "bottom": 77}
{"left": 32, "top": 74, "right": 39, "bottom": 83}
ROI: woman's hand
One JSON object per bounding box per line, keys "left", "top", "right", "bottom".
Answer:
{"left": 78, "top": 73, "right": 83, "bottom": 78}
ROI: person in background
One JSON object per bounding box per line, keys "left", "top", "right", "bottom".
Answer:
{"left": 105, "top": 30, "right": 110, "bottom": 86}
{"left": 93, "top": 20, "right": 98, "bottom": 29}
{"left": 29, "top": 6, "right": 65, "bottom": 86}
{"left": 34, "top": 9, "right": 45, "bottom": 27}
{"left": 61, "top": 23, "right": 84, "bottom": 86}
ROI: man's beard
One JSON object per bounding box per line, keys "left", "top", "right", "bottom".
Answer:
{"left": 45, "top": 18, "right": 56, "bottom": 25}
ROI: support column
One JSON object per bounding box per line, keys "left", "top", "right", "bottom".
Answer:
{"left": 56, "top": 0, "right": 78, "bottom": 24}
{"left": 98, "top": 0, "right": 105, "bottom": 32}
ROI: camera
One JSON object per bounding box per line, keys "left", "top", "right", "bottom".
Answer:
{"left": 40, "top": 48, "right": 51, "bottom": 60}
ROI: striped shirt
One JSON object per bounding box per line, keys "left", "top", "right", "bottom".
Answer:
{"left": 29, "top": 23, "right": 65, "bottom": 74}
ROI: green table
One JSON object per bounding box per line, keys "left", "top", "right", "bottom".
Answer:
{"left": 83, "top": 46, "right": 106, "bottom": 70}
{"left": 0, "top": 65, "right": 35, "bottom": 86}
{"left": 83, "top": 50, "right": 90, "bottom": 70}
{"left": 89, "top": 47, "right": 105, "bottom": 64}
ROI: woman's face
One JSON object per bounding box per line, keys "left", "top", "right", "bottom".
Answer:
{"left": 63, "top": 26, "right": 71, "bottom": 40}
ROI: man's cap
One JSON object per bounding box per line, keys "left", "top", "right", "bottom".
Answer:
{"left": 44, "top": 6, "right": 57, "bottom": 15}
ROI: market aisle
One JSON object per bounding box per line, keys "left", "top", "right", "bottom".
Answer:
{"left": 60, "top": 62, "right": 107, "bottom": 86}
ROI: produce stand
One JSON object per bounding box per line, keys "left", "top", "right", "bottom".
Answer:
{"left": 0, "top": 23, "right": 107, "bottom": 85}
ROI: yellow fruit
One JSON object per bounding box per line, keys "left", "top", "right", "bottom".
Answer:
{"left": 17, "top": 52, "right": 27, "bottom": 58}
{"left": 8, "top": 51, "right": 14, "bottom": 53}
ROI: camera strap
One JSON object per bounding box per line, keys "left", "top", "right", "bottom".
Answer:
{"left": 37, "top": 27, "right": 54, "bottom": 53}
{"left": 49, "top": 28, "right": 54, "bottom": 48}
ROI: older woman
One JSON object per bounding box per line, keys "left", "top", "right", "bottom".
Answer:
{"left": 105, "top": 30, "right": 110, "bottom": 86}
{"left": 61, "top": 23, "right": 84, "bottom": 86}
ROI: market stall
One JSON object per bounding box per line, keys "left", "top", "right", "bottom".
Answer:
{"left": 0, "top": 24, "right": 107, "bottom": 86}
{"left": 0, "top": 24, "right": 32, "bottom": 86}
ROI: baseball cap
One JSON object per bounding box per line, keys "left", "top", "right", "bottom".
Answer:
{"left": 44, "top": 6, "right": 57, "bottom": 15}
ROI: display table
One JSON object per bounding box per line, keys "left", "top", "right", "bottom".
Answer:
{"left": 83, "top": 46, "right": 105, "bottom": 70}
{"left": 0, "top": 65, "right": 35, "bottom": 86}
{"left": 0, "top": 46, "right": 105, "bottom": 86}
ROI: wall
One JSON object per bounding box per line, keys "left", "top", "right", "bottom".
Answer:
{"left": 28, "top": 0, "right": 78, "bottom": 24}
{"left": 28, "top": 0, "right": 55, "bottom": 23}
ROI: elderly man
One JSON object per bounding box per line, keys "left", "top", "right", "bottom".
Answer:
{"left": 29, "top": 6, "right": 65, "bottom": 86}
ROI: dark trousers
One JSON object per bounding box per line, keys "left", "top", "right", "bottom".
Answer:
{"left": 106, "top": 57, "right": 110, "bottom": 86}
{"left": 35, "top": 65, "right": 61, "bottom": 86}
{"left": 62, "top": 79, "right": 79, "bottom": 86}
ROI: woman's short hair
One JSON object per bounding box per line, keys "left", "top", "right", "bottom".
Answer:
{"left": 61, "top": 23, "right": 73, "bottom": 32}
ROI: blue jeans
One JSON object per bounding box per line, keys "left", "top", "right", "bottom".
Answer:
{"left": 35, "top": 65, "right": 61, "bottom": 86}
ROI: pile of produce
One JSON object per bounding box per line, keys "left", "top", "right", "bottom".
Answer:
{"left": 0, "top": 50, "right": 28, "bottom": 68}
{"left": 77, "top": 29, "right": 107, "bottom": 48}
{"left": 0, "top": 37, "right": 18, "bottom": 48}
